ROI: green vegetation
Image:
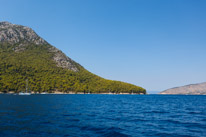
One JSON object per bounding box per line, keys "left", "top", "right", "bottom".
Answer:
{"left": 0, "top": 43, "right": 146, "bottom": 94}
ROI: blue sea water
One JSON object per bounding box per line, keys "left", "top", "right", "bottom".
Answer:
{"left": 0, "top": 94, "right": 206, "bottom": 137}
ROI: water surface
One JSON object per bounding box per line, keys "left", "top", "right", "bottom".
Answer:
{"left": 0, "top": 94, "right": 205, "bottom": 137}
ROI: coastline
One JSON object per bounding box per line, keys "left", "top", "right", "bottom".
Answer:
{"left": 0, "top": 91, "right": 145, "bottom": 95}
{"left": 2, "top": 91, "right": 206, "bottom": 95}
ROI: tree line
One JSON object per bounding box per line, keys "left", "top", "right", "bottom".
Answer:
{"left": 0, "top": 43, "right": 146, "bottom": 94}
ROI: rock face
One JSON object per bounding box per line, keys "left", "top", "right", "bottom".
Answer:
{"left": 0, "top": 21, "right": 79, "bottom": 72}
{"left": 49, "top": 46, "right": 79, "bottom": 72}
{"left": 0, "top": 21, "right": 47, "bottom": 45}
{"left": 160, "top": 82, "right": 206, "bottom": 95}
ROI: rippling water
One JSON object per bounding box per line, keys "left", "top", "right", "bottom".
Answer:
{"left": 0, "top": 94, "right": 206, "bottom": 137}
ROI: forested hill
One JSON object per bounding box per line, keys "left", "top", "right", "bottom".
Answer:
{"left": 0, "top": 21, "right": 146, "bottom": 94}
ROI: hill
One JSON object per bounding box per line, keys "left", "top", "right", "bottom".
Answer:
{"left": 0, "top": 22, "right": 146, "bottom": 94}
{"left": 159, "top": 82, "right": 206, "bottom": 95}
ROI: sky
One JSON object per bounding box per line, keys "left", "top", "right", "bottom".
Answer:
{"left": 1, "top": 0, "right": 206, "bottom": 93}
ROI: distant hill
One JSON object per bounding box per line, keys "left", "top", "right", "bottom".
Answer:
{"left": 0, "top": 21, "right": 146, "bottom": 94}
{"left": 159, "top": 82, "right": 206, "bottom": 95}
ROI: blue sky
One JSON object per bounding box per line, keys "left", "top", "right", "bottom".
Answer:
{"left": 1, "top": 0, "right": 206, "bottom": 92}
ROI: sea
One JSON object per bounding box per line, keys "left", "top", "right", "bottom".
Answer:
{"left": 0, "top": 94, "right": 205, "bottom": 137}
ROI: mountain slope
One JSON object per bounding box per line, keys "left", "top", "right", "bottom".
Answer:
{"left": 0, "top": 21, "right": 146, "bottom": 94}
{"left": 160, "top": 82, "right": 206, "bottom": 95}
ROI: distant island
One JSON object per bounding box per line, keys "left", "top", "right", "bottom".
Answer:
{"left": 159, "top": 82, "right": 206, "bottom": 95}
{"left": 0, "top": 22, "right": 146, "bottom": 94}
